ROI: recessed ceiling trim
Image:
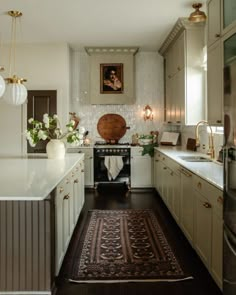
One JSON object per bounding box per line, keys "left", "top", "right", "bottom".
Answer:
{"left": 85, "top": 47, "right": 139, "bottom": 56}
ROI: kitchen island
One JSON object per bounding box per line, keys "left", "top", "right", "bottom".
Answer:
{"left": 0, "top": 154, "right": 85, "bottom": 295}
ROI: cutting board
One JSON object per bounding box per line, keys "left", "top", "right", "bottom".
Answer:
{"left": 160, "top": 132, "right": 179, "bottom": 146}
{"left": 97, "top": 114, "right": 129, "bottom": 143}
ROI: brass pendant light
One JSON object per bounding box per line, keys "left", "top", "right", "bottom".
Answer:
{"left": 189, "top": 3, "right": 207, "bottom": 23}
{"left": 4, "top": 10, "right": 27, "bottom": 106}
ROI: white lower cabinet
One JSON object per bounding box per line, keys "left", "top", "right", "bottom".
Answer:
{"left": 68, "top": 147, "right": 94, "bottom": 187}
{"left": 180, "top": 167, "right": 194, "bottom": 245}
{"left": 154, "top": 149, "right": 223, "bottom": 289}
{"left": 131, "top": 147, "right": 153, "bottom": 188}
{"left": 193, "top": 175, "right": 223, "bottom": 289}
{"left": 55, "top": 156, "right": 85, "bottom": 275}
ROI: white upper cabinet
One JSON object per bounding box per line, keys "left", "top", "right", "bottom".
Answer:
{"left": 159, "top": 18, "right": 206, "bottom": 125}
{"left": 207, "top": 0, "right": 221, "bottom": 46}
{"left": 207, "top": 40, "right": 223, "bottom": 125}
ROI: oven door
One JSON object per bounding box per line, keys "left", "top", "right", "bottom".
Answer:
{"left": 94, "top": 152, "right": 130, "bottom": 184}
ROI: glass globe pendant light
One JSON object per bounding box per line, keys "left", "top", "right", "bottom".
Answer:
{"left": 0, "top": 66, "right": 6, "bottom": 98}
{"left": 4, "top": 11, "right": 27, "bottom": 106}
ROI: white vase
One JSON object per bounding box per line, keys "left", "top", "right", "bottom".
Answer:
{"left": 46, "top": 139, "right": 65, "bottom": 159}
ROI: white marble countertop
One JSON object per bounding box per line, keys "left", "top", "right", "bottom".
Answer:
{"left": 0, "top": 154, "right": 84, "bottom": 201}
{"left": 155, "top": 146, "right": 223, "bottom": 190}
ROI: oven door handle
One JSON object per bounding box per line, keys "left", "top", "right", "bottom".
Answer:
{"left": 97, "top": 155, "right": 127, "bottom": 158}
{"left": 224, "top": 225, "right": 236, "bottom": 256}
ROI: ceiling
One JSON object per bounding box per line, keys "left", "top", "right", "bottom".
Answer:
{"left": 0, "top": 0, "right": 207, "bottom": 51}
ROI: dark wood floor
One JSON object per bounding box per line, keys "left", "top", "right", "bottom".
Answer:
{"left": 55, "top": 185, "right": 223, "bottom": 295}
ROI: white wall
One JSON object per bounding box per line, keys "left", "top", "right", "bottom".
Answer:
{"left": 70, "top": 51, "right": 164, "bottom": 144}
{"left": 0, "top": 43, "right": 70, "bottom": 155}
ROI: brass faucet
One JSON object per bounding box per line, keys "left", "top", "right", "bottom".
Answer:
{"left": 195, "top": 120, "right": 215, "bottom": 159}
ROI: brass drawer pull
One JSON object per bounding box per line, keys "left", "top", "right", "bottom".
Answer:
{"left": 217, "top": 196, "right": 223, "bottom": 205}
{"left": 71, "top": 172, "right": 75, "bottom": 177}
{"left": 59, "top": 187, "right": 64, "bottom": 193}
{"left": 66, "top": 178, "right": 70, "bottom": 184}
{"left": 163, "top": 167, "right": 167, "bottom": 170}
{"left": 180, "top": 168, "right": 192, "bottom": 177}
{"left": 63, "top": 194, "right": 70, "bottom": 200}
{"left": 74, "top": 179, "right": 79, "bottom": 183}
{"left": 203, "top": 202, "right": 211, "bottom": 208}
{"left": 81, "top": 169, "right": 84, "bottom": 173}
{"left": 197, "top": 182, "right": 202, "bottom": 189}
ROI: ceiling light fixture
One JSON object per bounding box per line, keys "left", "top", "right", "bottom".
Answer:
{"left": 188, "top": 3, "right": 207, "bottom": 23}
{"left": 4, "top": 11, "right": 27, "bottom": 106}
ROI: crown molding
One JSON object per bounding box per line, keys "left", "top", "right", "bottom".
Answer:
{"left": 158, "top": 17, "right": 205, "bottom": 56}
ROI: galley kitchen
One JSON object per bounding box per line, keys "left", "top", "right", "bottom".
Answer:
{"left": 0, "top": 1, "right": 233, "bottom": 295}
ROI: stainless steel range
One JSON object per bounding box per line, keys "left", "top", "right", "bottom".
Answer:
{"left": 94, "top": 142, "right": 131, "bottom": 189}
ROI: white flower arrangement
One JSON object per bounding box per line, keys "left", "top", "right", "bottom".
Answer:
{"left": 25, "top": 113, "right": 85, "bottom": 147}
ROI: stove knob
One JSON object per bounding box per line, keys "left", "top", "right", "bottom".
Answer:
{"left": 97, "top": 149, "right": 100, "bottom": 153}
{"left": 109, "top": 149, "right": 112, "bottom": 152}
{"left": 117, "top": 149, "right": 120, "bottom": 152}
{"left": 113, "top": 149, "right": 116, "bottom": 152}
{"left": 102, "top": 149, "right": 105, "bottom": 152}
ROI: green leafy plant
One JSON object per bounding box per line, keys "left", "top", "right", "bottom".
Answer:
{"left": 25, "top": 113, "right": 85, "bottom": 147}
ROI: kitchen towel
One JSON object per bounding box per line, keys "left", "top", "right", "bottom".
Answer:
{"left": 104, "top": 156, "right": 123, "bottom": 180}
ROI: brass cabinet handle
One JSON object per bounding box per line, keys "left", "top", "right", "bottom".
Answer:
{"left": 81, "top": 169, "right": 84, "bottom": 173}
{"left": 74, "top": 179, "right": 79, "bottom": 183}
{"left": 203, "top": 202, "right": 211, "bottom": 208}
{"left": 162, "top": 157, "right": 165, "bottom": 160}
{"left": 217, "top": 196, "right": 223, "bottom": 205}
{"left": 170, "top": 171, "right": 174, "bottom": 176}
{"left": 176, "top": 121, "right": 181, "bottom": 123}
{"left": 90, "top": 156, "right": 93, "bottom": 159}
{"left": 180, "top": 168, "right": 192, "bottom": 177}
{"left": 155, "top": 159, "right": 159, "bottom": 162}
{"left": 163, "top": 167, "right": 167, "bottom": 170}
{"left": 66, "top": 178, "right": 70, "bottom": 184}
{"left": 216, "top": 120, "right": 222, "bottom": 123}
{"left": 215, "top": 33, "right": 220, "bottom": 38}
{"left": 167, "top": 121, "right": 172, "bottom": 124}
{"left": 71, "top": 172, "right": 75, "bottom": 177}
{"left": 177, "top": 66, "right": 181, "bottom": 71}
{"left": 63, "top": 194, "right": 70, "bottom": 200}
{"left": 197, "top": 182, "right": 202, "bottom": 189}
{"left": 59, "top": 187, "right": 64, "bottom": 193}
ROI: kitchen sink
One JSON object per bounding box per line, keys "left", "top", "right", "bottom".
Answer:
{"left": 179, "top": 156, "right": 212, "bottom": 162}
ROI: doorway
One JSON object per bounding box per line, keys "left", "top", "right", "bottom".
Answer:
{"left": 27, "top": 90, "right": 57, "bottom": 153}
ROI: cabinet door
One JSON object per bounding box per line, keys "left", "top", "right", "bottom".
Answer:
{"left": 131, "top": 155, "right": 153, "bottom": 188}
{"left": 211, "top": 211, "right": 223, "bottom": 288}
{"left": 194, "top": 190, "right": 212, "bottom": 268}
{"left": 154, "top": 155, "right": 164, "bottom": 195}
{"left": 55, "top": 179, "right": 71, "bottom": 275}
{"left": 180, "top": 169, "right": 194, "bottom": 244}
{"left": 207, "top": 0, "right": 221, "bottom": 46}
{"left": 171, "top": 171, "right": 181, "bottom": 222}
{"left": 207, "top": 40, "right": 223, "bottom": 125}
{"left": 84, "top": 155, "right": 94, "bottom": 186}
{"left": 223, "top": 0, "right": 236, "bottom": 32}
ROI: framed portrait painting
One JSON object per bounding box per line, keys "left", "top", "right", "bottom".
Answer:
{"left": 100, "top": 63, "right": 123, "bottom": 94}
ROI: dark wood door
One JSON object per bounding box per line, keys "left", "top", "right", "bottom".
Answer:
{"left": 27, "top": 90, "right": 57, "bottom": 153}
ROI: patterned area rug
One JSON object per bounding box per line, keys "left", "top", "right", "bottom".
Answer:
{"left": 69, "top": 209, "right": 192, "bottom": 283}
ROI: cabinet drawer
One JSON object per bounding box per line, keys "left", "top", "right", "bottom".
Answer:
{"left": 193, "top": 175, "right": 223, "bottom": 217}
{"left": 131, "top": 147, "right": 143, "bottom": 156}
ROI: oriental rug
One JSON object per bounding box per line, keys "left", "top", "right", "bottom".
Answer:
{"left": 69, "top": 209, "right": 192, "bottom": 283}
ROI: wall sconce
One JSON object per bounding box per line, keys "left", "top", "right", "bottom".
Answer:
{"left": 4, "top": 11, "right": 27, "bottom": 106}
{"left": 143, "top": 105, "right": 153, "bottom": 121}
{"left": 188, "top": 3, "right": 207, "bottom": 23}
